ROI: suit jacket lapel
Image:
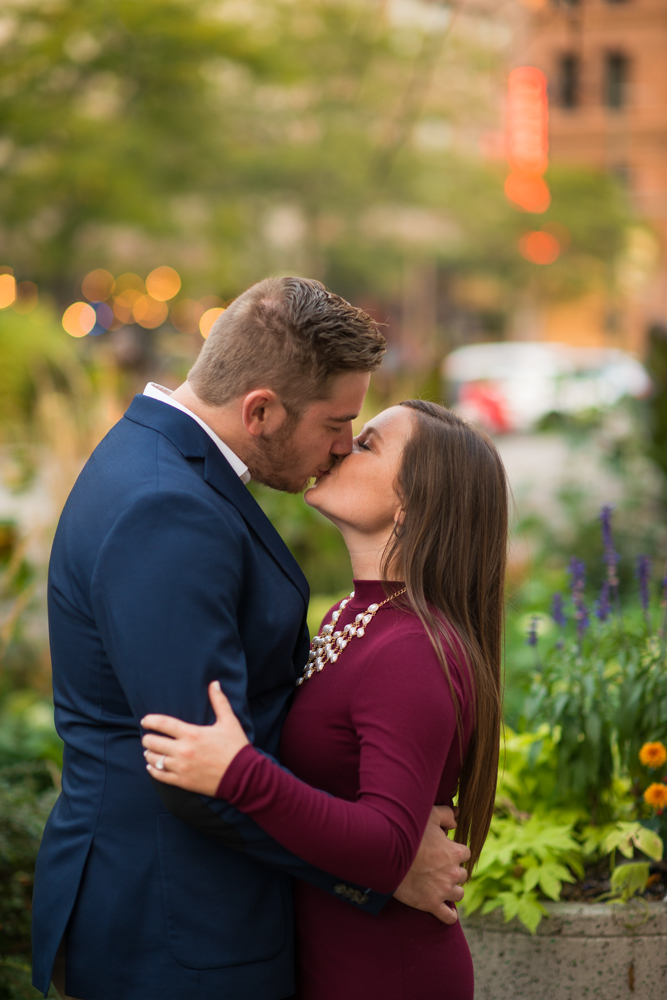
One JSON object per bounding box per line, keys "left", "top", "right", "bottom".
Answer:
{"left": 124, "top": 395, "right": 309, "bottom": 608}
{"left": 202, "top": 442, "right": 309, "bottom": 607}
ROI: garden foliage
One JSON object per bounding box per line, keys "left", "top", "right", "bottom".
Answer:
{"left": 0, "top": 763, "right": 59, "bottom": 999}
{"left": 464, "top": 506, "right": 667, "bottom": 932}
{"left": 462, "top": 807, "right": 581, "bottom": 934}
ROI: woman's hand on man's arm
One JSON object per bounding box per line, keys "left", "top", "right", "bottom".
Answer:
{"left": 142, "top": 681, "right": 249, "bottom": 795}
{"left": 143, "top": 683, "right": 471, "bottom": 927}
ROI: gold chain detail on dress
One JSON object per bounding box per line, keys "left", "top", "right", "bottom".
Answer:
{"left": 296, "top": 588, "right": 408, "bottom": 686}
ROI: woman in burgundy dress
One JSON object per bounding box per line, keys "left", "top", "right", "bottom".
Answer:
{"left": 142, "top": 400, "right": 508, "bottom": 1000}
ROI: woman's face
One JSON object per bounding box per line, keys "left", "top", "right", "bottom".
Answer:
{"left": 304, "top": 405, "right": 415, "bottom": 535}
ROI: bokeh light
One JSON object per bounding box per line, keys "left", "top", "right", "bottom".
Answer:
{"left": 199, "top": 307, "right": 225, "bottom": 338}
{"left": 504, "top": 173, "right": 551, "bottom": 213}
{"left": 13, "top": 281, "right": 38, "bottom": 314}
{"left": 113, "top": 289, "right": 142, "bottom": 324}
{"left": 82, "top": 269, "right": 115, "bottom": 302}
{"left": 91, "top": 301, "right": 114, "bottom": 334}
{"left": 0, "top": 273, "right": 17, "bottom": 309}
{"left": 519, "top": 230, "right": 560, "bottom": 265}
{"left": 200, "top": 295, "right": 224, "bottom": 310}
{"left": 146, "top": 266, "right": 181, "bottom": 302}
{"left": 170, "top": 299, "right": 205, "bottom": 334}
{"left": 62, "top": 301, "right": 97, "bottom": 337}
{"left": 134, "top": 295, "right": 169, "bottom": 328}
{"left": 115, "top": 273, "right": 145, "bottom": 293}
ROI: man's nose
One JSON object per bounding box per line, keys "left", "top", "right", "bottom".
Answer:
{"left": 331, "top": 424, "right": 353, "bottom": 456}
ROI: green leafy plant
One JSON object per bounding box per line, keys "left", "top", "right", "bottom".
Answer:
{"left": 582, "top": 819, "right": 663, "bottom": 862}
{"left": 462, "top": 811, "right": 582, "bottom": 933}
{"left": 465, "top": 724, "right": 665, "bottom": 933}
{"left": 584, "top": 820, "right": 663, "bottom": 905}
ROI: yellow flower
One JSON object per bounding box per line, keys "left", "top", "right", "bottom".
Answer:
{"left": 643, "top": 783, "right": 667, "bottom": 810}
{"left": 639, "top": 742, "right": 667, "bottom": 769}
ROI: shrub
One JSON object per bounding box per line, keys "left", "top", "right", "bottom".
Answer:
{"left": 0, "top": 762, "right": 59, "bottom": 1000}
{"left": 464, "top": 506, "right": 667, "bottom": 931}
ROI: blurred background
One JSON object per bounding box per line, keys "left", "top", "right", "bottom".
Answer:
{"left": 1, "top": 0, "right": 667, "bottom": 992}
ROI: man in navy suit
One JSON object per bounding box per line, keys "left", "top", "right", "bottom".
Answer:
{"left": 33, "top": 277, "right": 471, "bottom": 1000}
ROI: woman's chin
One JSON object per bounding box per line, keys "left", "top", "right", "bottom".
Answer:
{"left": 304, "top": 482, "right": 324, "bottom": 509}
{"left": 304, "top": 477, "right": 334, "bottom": 516}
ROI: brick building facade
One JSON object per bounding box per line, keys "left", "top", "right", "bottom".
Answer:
{"left": 518, "top": 0, "right": 667, "bottom": 351}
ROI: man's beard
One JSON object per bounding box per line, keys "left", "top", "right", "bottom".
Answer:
{"left": 245, "top": 425, "right": 312, "bottom": 494}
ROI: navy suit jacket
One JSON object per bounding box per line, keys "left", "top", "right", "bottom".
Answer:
{"left": 32, "top": 396, "right": 388, "bottom": 1000}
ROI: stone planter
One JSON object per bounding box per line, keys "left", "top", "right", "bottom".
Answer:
{"left": 462, "top": 901, "right": 667, "bottom": 1000}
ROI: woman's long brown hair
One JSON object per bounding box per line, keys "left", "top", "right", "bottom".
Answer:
{"left": 381, "top": 400, "right": 508, "bottom": 870}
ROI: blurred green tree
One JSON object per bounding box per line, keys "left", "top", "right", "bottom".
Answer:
{"left": 0, "top": 0, "right": 630, "bottom": 319}
{"left": 0, "top": 0, "right": 273, "bottom": 295}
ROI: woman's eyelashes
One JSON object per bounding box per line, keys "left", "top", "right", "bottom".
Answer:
{"left": 357, "top": 438, "right": 371, "bottom": 451}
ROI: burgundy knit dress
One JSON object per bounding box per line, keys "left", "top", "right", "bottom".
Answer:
{"left": 217, "top": 580, "right": 475, "bottom": 1000}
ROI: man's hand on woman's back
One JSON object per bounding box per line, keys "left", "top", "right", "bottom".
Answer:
{"left": 393, "top": 805, "right": 470, "bottom": 925}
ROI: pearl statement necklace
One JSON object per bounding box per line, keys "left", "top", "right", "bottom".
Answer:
{"left": 296, "top": 587, "right": 408, "bottom": 686}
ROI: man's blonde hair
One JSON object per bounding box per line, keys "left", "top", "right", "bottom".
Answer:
{"left": 188, "top": 277, "right": 385, "bottom": 416}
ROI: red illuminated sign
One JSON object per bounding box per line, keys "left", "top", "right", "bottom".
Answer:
{"left": 505, "top": 66, "right": 550, "bottom": 213}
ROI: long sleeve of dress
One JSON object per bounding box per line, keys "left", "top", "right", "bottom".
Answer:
{"left": 216, "top": 627, "right": 465, "bottom": 894}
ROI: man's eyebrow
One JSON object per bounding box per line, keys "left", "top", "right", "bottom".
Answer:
{"left": 326, "top": 413, "right": 359, "bottom": 423}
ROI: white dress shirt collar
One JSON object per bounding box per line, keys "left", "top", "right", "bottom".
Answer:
{"left": 142, "top": 382, "right": 250, "bottom": 485}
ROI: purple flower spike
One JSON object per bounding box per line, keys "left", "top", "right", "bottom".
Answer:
{"left": 576, "top": 600, "right": 590, "bottom": 638}
{"left": 599, "top": 505, "right": 614, "bottom": 549}
{"left": 636, "top": 555, "right": 651, "bottom": 619}
{"left": 599, "top": 505, "right": 620, "bottom": 589}
{"left": 551, "top": 593, "right": 567, "bottom": 627}
{"left": 595, "top": 580, "right": 611, "bottom": 622}
{"left": 526, "top": 615, "right": 539, "bottom": 647}
{"left": 568, "top": 557, "right": 585, "bottom": 592}
{"left": 568, "top": 557, "right": 589, "bottom": 638}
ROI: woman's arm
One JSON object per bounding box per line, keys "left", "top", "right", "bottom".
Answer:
{"left": 143, "top": 631, "right": 466, "bottom": 895}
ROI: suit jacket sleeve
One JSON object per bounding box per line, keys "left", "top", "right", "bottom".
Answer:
{"left": 90, "top": 489, "right": 389, "bottom": 914}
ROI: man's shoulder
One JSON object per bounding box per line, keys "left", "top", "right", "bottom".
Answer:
{"left": 59, "top": 418, "right": 244, "bottom": 545}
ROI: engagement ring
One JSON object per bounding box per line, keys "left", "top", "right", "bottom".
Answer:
{"left": 155, "top": 756, "right": 166, "bottom": 771}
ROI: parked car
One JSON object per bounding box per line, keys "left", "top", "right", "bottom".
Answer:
{"left": 443, "top": 342, "right": 651, "bottom": 433}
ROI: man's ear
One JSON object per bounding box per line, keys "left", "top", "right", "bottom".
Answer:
{"left": 241, "top": 389, "right": 287, "bottom": 438}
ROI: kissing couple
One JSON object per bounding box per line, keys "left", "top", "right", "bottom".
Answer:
{"left": 33, "top": 277, "right": 507, "bottom": 1000}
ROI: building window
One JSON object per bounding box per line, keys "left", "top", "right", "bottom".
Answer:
{"left": 558, "top": 54, "right": 580, "bottom": 108}
{"left": 605, "top": 52, "right": 629, "bottom": 109}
